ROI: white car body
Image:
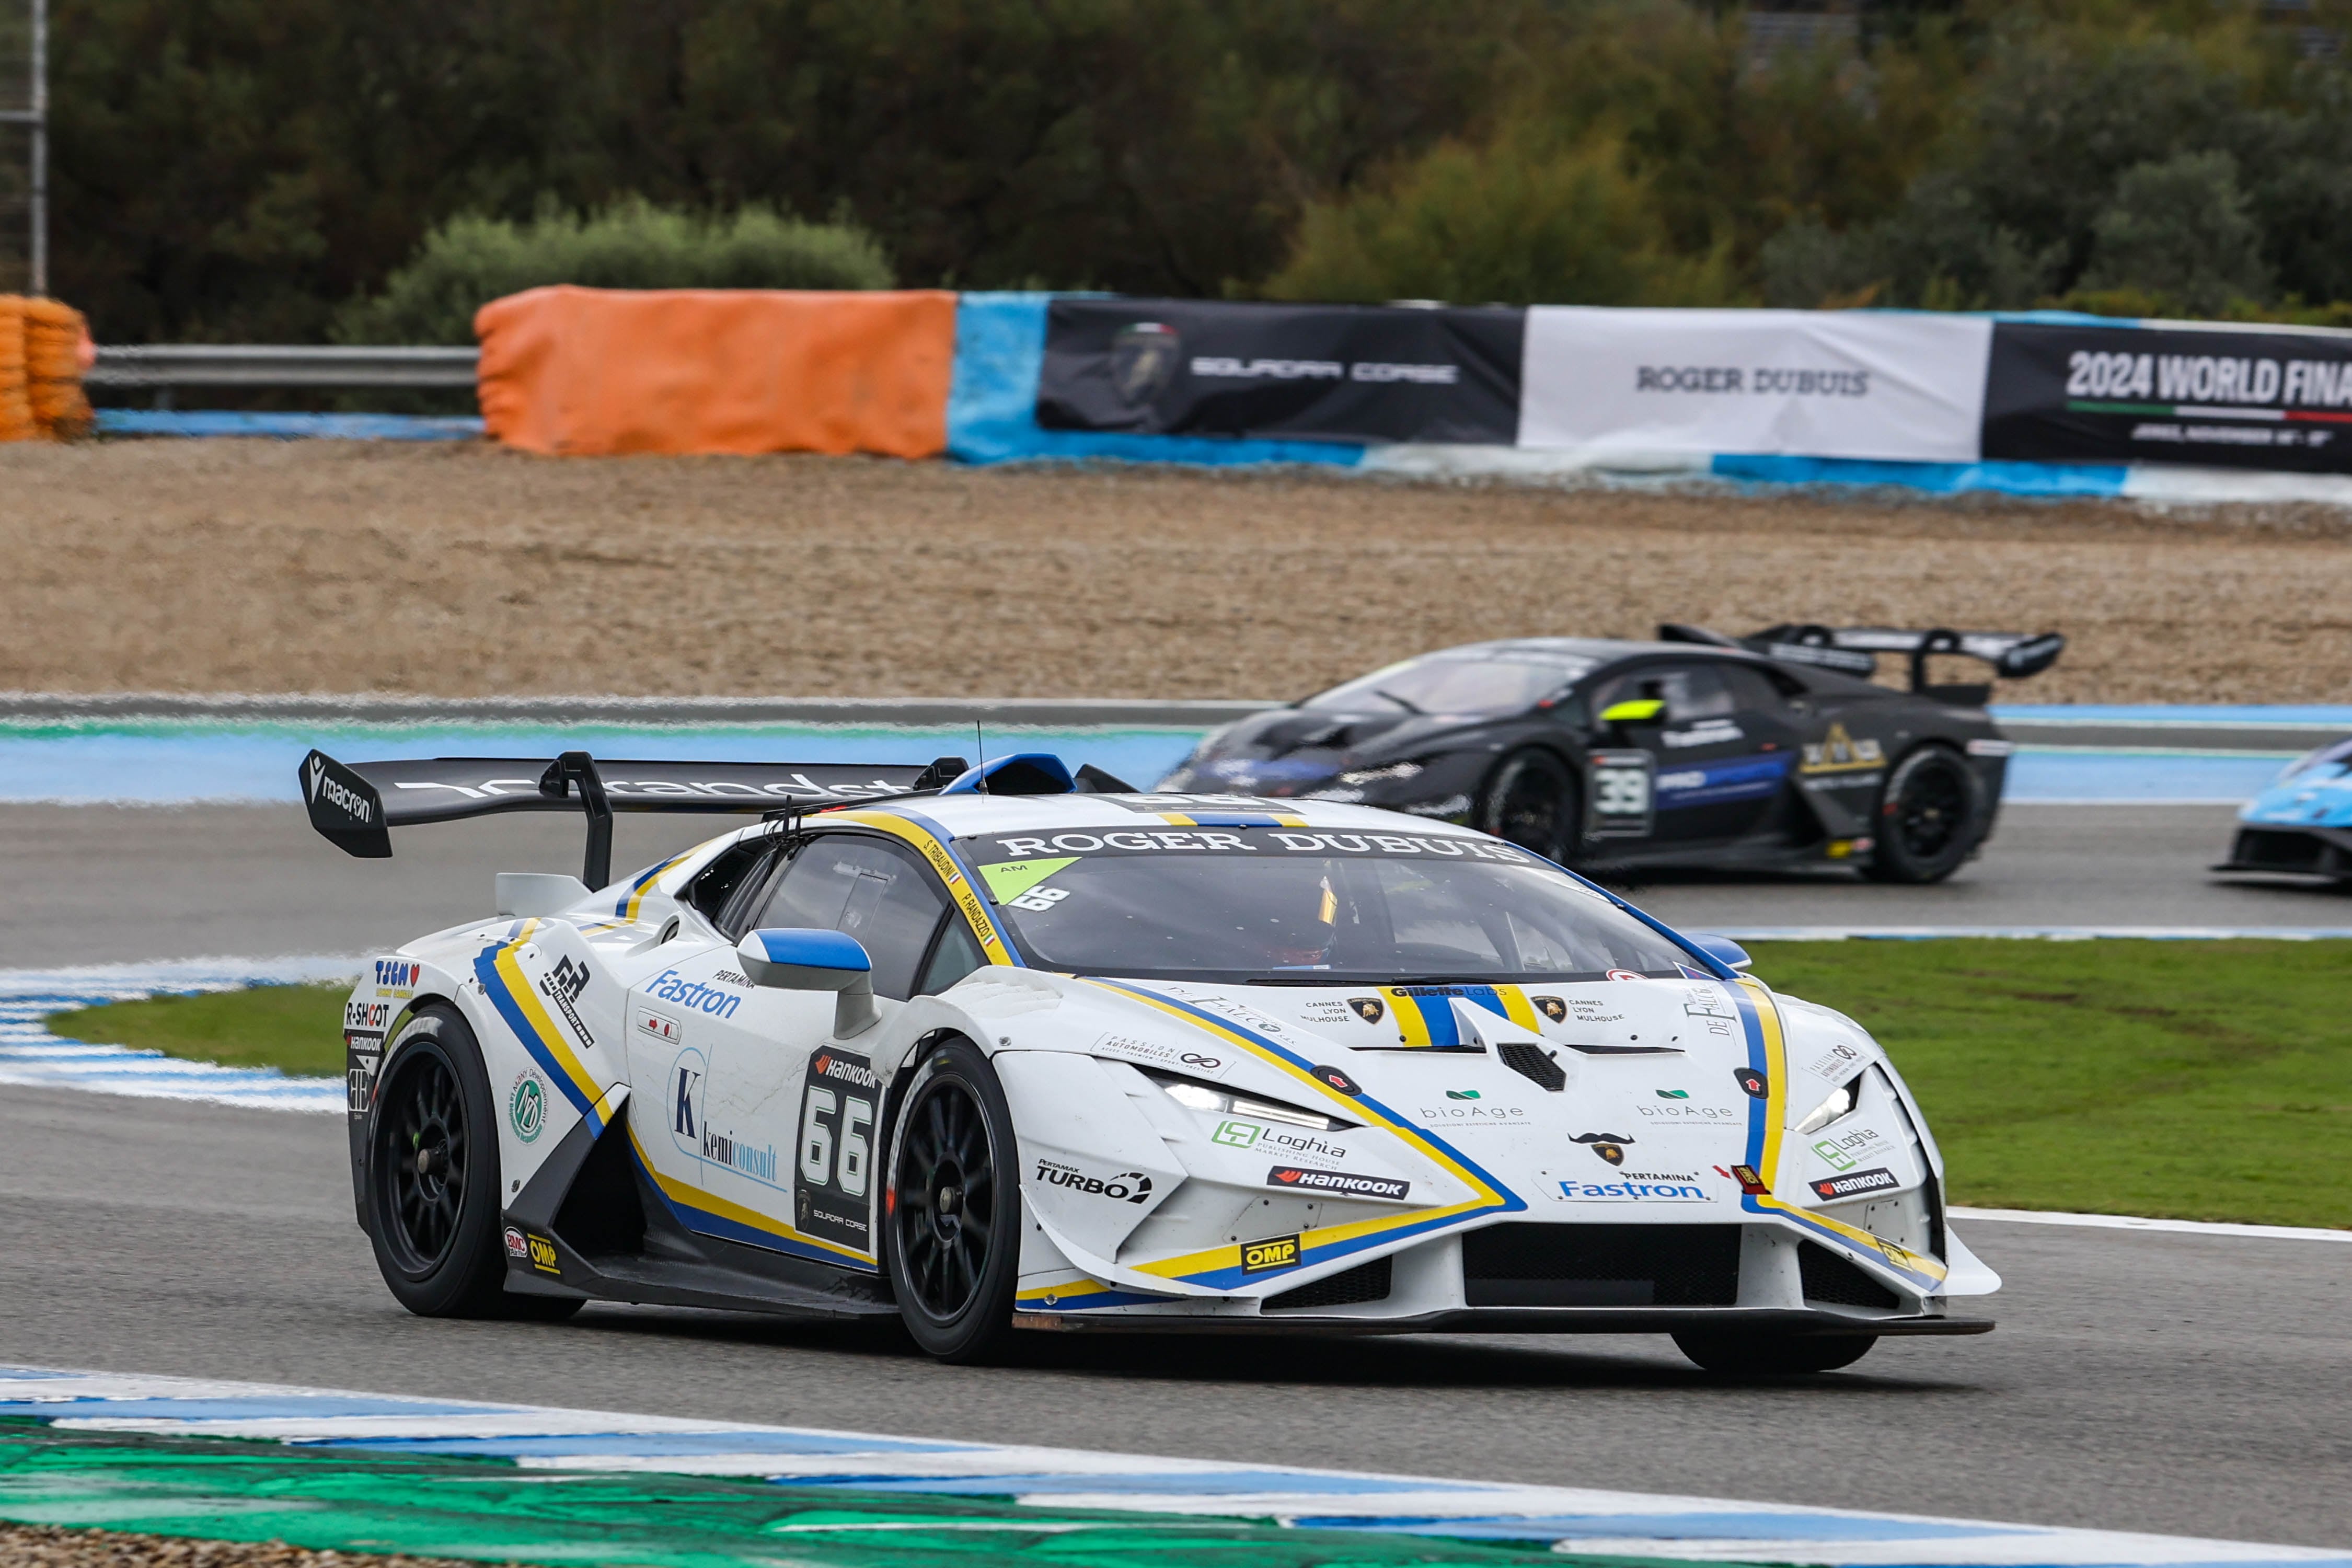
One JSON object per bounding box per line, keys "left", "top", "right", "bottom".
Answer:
{"left": 340, "top": 782, "right": 1997, "bottom": 1342}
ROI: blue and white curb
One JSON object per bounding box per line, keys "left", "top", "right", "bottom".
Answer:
{"left": 0, "top": 1368, "right": 2342, "bottom": 1567}
{"left": 0, "top": 958, "right": 352, "bottom": 1112}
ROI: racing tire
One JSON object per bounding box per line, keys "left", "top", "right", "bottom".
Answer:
{"left": 1478, "top": 748, "right": 1580, "bottom": 864}
{"left": 883, "top": 1037, "right": 1021, "bottom": 1364}
{"left": 366, "top": 1005, "right": 559, "bottom": 1320}
{"left": 1671, "top": 1331, "right": 1877, "bottom": 1375}
{"left": 1866, "top": 745, "right": 1984, "bottom": 884}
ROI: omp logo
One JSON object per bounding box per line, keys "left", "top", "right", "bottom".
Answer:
{"left": 1239, "top": 1233, "right": 1301, "bottom": 1273}
{"left": 308, "top": 757, "right": 372, "bottom": 822}
{"left": 525, "top": 1232, "right": 561, "bottom": 1275}
{"left": 1033, "top": 1159, "right": 1153, "bottom": 1203}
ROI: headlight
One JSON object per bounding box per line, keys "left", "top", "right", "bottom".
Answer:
{"left": 1794, "top": 1075, "right": 1860, "bottom": 1135}
{"left": 1340, "top": 760, "right": 1425, "bottom": 786}
{"left": 1146, "top": 1070, "right": 1350, "bottom": 1131}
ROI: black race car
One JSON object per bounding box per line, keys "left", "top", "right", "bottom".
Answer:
{"left": 1160, "top": 624, "right": 2065, "bottom": 884}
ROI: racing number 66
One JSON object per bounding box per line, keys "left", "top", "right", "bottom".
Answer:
{"left": 799, "top": 1087, "right": 872, "bottom": 1198}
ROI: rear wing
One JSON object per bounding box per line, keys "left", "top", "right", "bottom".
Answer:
{"left": 301, "top": 750, "right": 968, "bottom": 887}
{"left": 1659, "top": 622, "right": 2064, "bottom": 695}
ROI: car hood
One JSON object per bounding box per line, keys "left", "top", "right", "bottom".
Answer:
{"left": 2240, "top": 759, "right": 2352, "bottom": 827}
{"left": 1182, "top": 708, "right": 1483, "bottom": 784}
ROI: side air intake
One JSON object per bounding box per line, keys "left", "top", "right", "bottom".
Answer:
{"left": 1498, "top": 1041, "right": 1565, "bottom": 1092}
{"left": 1264, "top": 1256, "right": 1393, "bottom": 1311}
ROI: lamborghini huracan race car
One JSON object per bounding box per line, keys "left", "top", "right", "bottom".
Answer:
{"left": 306, "top": 745, "right": 1998, "bottom": 1373}
{"left": 1162, "top": 623, "right": 2065, "bottom": 883}
{"left": 2213, "top": 736, "right": 2352, "bottom": 882}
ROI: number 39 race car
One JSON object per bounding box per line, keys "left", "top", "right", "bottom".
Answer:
{"left": 305, "top": 744, "right": 1998, "bottom": 1374}
{"left": 1162, "top": 622, "right": 2065, "bottom": 884}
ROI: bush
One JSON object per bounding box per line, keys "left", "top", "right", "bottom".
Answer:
{"left": 2077, "top": 151, "right": 2272, "bottom": 315}
{"left": 335, "top": 200, "right": 893, "bottom": 345}
{"left": 1265, "top": 128, "right": 1739, "bottom": 307}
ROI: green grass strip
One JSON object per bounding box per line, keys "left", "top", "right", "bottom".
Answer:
{"left": 0, "top": 1423, "right": 1710, "bottom": 1568}
{"left": 1748, "top": 939, "right": 2351, "bottom": 1229}
{"left": 47, "top": 984, "right": 350, "bottom": 1078}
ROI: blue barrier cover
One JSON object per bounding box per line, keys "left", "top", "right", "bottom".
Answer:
{"left": 946, "top": 292, "right": 1366, "bottom": 468}
{"left": 95, "top": 411, "right": 485, "bottom": 442}
{"left": 1711, "top": 453, "right": 2128, "bottom": 496}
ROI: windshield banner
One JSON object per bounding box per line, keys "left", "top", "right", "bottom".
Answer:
{"left": 1033, "top": 298, "right": 1524, "bottom": 445}
{"left": 967, "top": 826, "right": 1539, "bottom": 872}
{"left": 1981, "top": 320, "right": 2352, "bottom": 472}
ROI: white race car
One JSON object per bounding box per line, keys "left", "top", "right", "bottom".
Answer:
{"left": 308, "top": 746, "right": 1997, "bottom": 1371}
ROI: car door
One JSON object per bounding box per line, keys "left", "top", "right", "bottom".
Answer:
{"left": 628, "top": 831, "right": 984, "bottom": 1267}
{"left": 1588, "top": 661, "right": 1797, "bottom": 849}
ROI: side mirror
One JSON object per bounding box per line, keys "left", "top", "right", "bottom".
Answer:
{"left": 1599, "top": 698, "right": 1665, "bottom": 726}
{"left": 1687, "top": 933, "right": 1753, "bottom": 973}
{"left": 737, "top": 928, "right": 880, "bottom": 1036}
{"left": 496, "top": 872, "right": 591, "bottom": 917}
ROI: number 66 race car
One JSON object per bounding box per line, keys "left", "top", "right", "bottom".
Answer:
{"left": 306, "top": 744, "right": 1998, "bottom": 1373}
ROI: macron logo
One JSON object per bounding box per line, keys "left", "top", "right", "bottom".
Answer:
{"left": 307, "top": 756, "right": 325, "bottom": 802}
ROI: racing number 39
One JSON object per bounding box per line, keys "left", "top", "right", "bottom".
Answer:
{"left": 1585, "top": 749, "right": 1656, "bottom": 839}
{"left": 795, "top": 1048, "right": 879, "bottom": 1252}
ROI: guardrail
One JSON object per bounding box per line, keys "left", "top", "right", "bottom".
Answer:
{"left": 85, "top": 345, "right": 478, "bottom": 389}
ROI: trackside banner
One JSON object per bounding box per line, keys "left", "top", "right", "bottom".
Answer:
{"left": 1516, "top": 307, "right": 1993, "bottom": 462}
{"left": 1034, "top": 298, "right": 1523, "bottom": 444}
{"left": 1981, "top": 320, "right": 2352, "bottom": 472}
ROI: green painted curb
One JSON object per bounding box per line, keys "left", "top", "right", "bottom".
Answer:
{"left": 0, "top": 1424, "right": 1726, "bottom": 1568}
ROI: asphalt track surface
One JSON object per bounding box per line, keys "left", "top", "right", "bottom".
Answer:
{"left": 1, "top": 799, "right": 2344, "bottom": 969}
{"left": 1, "top": 1081, "right": 2346, "bottom": 1549}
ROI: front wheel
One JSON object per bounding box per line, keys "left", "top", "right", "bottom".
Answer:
{"left": 1478, "top": 748, "right": 1580, "bottom": 863}
{"left": 1866, "top": 745, "right": 1985, "bottom": 884}
{"left": 1673, "top": 1331, "right": 1877, "bottom": 1374}
{"left": 884, "top": 1039, "right": 1021, "bottom": 1363}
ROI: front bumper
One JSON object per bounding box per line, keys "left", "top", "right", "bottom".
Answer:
{"left": 1016, "top": 1305, "right": 1992, "bottom": 1336}
{"left": 2213, "top": 824, "right": 2352, "bottom": 880}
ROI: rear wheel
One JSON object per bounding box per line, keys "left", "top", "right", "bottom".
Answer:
{"left": 366, "top": 1006, "right": 579, "bottom": 1321}
{"left": 1673, "top": 1331, "right": 1877, "bottom": 1374}
{"left": 1866, "top": 745, "right": 1984, "bottom": 884}
{"left": 1478, "top": 748, "right": 1579, "bottom": 863}
{"left": 884, "top": 1039, "right": 1020, "bottom": 1363}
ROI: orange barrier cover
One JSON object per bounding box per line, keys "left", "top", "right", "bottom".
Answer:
{"left": 0, "top": 297, "right": 33, "bottom": 443}
{"left": 475, "top": 285, "right": 956, "bottom": 458}
{"left": 24, "top": 297, "right": 94, "bottom": 439}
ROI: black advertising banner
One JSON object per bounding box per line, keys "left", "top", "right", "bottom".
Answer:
{"left": 1035, "top": 298, "right": 1523, "bottom": 445}
{"left": 1983, "top": 320, "right": 2352, "bottom": 472}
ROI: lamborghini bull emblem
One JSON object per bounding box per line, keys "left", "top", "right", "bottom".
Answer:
{"left": 1348, "top": 996, "right": 1386, "bottom": 1024}
{"left": 1573, "top": 1132, "right": 1634, "bottom": 1166}
{"left": 1532, "top": 995, "right": 1567, "bottom": 1024}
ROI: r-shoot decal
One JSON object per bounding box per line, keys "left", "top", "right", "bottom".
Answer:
{"left": 1085, "top": 979, "right": 1525, "bottom": 1290}
{"left": 1729, "top": 976, "right": 1947, "bottom": 1294}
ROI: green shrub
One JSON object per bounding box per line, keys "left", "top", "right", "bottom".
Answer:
{"left": 335, "top": 200, "right": 893, "bottom": 345}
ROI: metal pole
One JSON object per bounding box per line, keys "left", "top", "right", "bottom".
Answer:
{"left": 28, "top": 0, "right": 44, "bottom": 295}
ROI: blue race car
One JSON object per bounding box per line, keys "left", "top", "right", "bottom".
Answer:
{"left": 2215, "top": 738, "right": 2352, "bottom": 881}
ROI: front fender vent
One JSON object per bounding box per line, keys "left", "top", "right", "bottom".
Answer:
{"left": 1264, "top": 1255, "right": 1392, "bottom": 1311}
{"left": 1798, "top": 1241, "right": 1900, "bottom": 1308}
{"left": 1498, "top": 1041, "right": 1565, "bottom": 1092}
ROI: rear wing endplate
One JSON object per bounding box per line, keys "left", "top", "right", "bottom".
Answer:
{"left": 300, "top": 750, "right": 968, "bottom": 888}
{"left": 1660, "top": 622, "right": 2065, "bottom": 692}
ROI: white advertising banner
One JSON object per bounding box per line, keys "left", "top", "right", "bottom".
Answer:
{"left": 1516, "top": 307, "right": 1994, "bottom": 462}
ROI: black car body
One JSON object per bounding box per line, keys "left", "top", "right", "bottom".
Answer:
{"left": 1161, "top": 624, "right": 2065, "bottom": 884}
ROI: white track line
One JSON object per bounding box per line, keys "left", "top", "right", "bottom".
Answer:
{"left": 0, "top": 958, "right": 353, "bottom": 1111}
{"left": 1952, "top": 1207, "right": 2350, "bottom": 1243}
{"left": 1, "top": 1366, "right": 2344, "bottom": 1567}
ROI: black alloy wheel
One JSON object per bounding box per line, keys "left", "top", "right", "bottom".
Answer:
{"left": 1480, "top": 748, "right": 1579, "bottom": 863}
{"left": 1867, "top": 745, "right": 1984, "bottom": 884}
{"left": 885, "top": 1039, "right": 1019, "bottom": 1362}
{"left": 365, "top": 1006, "right": 579, "bottom": 1320}
{"left": 1671, "top": 1330, "right": 1878, "bottom": 1375}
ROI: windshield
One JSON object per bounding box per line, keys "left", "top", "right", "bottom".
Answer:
{"left": 2279, "top": 738, "right": 2352, "bottom": 781}
{"left": 960, "top": 824, "right": 1693, "bottom": 983}
{"left": 1301, "top": 654, "right": 1590, "bottom": 716}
